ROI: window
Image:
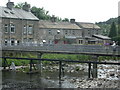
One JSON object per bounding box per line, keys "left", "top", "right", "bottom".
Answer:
{"left": 72, "top": 31, "right": 75, "bottom": 35}
{"left": 57, "top": 30, "right": 60, "bottom": 34}
{"left": 10, "top": 12, "right": 14, "bottom": 14}
{"left": 4, "top": 10, "right": 9, "bottom": 14}
{"left": 23, "top": 38, "right": 27, "bottom": 43}
{"left": 28, "top": 38, "right": 33, "bottom": 43}
{"left": 65, "top": 30, "right": 68, "bottom": 34}
{"left": 4, "top": 39, "right": 8, "bottom": 45}
{"left": 88, "top": 30, "right": 90, "bottom": 35}
{"left": 11, "top": 38, "right": 15, "bottom": 45}
{"left": 23, "top": 25, "right": 27, "bottom": 34}
{"left": 78, "top": 39, "right": 83, "bottom": 44}
{"left": 10, "top": 24, "right": 15, "bottom": 33}
{"left": 28, "top": 25, "right": 33, "bottom": 34}
{"left": 4, "top": 24, "right": 8, "bottom": 33}
{"left": 49, "top": 30, "right": 52, "bottom": 34}
{"left": 17, "top": 41, "right": 20, "bottom": 45}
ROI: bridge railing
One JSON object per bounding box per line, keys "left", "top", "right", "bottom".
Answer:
{"left": 1, "top": 43, "right": 120, "bottom": 55}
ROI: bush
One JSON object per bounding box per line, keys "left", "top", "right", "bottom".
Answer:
{"left": 112, "top": 36, "right": 120, "bottom": 46}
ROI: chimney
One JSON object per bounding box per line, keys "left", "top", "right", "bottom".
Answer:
{"left": 22, "top": 2, "right": 30, "bottom": 12}
{"left": 51, "top": 15, "right": 56, "bottom": 22}
{"left": 70, "top": 19, "right": 75, "bottom": 23}
{"left": 6, "top": 2, "right": 14, "bottom": 10}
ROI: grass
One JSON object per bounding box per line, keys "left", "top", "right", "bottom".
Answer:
{"left": 2, "top": 53, "right": 120, "bottom": 66}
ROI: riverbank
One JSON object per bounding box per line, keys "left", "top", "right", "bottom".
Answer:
{"left": 2, "top": 60, "right": 120, "bottom": 89}
{"left": 42, "top": 60, "right": 120, "bottom": 88}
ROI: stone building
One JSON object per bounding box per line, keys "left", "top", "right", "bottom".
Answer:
{"left": 38, "top": 19, "right": 82, "bottom": 44}
{"left": 0, "top": 2, "right": 105, "bottom": 46}
{"left": 0, "top": 2, "right": 39, "bottom": 46}
{"left": 76, "top": 21, "right": 101, "bottom": 44}
{"left": 37, "top": 18, "right": 102, "bottom": 45}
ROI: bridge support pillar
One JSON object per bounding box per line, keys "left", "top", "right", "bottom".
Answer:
{"left": 88, "top": 63, "right": 91, "bottom": 78}
{"left": 92, "top": 56, "right": 98, "bottom": 78}
{"left": 3, "top": 58, "right": 7, "bottom": 70}
{"left": 59, "top": 61, "right": 62, "bottom": 80}
{"left": 37, "top": 53, "right": 43, "bottom": 75}
{"left": 29, "top": 60, "right": 33, "bottom": 72}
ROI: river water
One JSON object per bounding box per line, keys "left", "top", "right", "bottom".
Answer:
{"left": 2, "top": 69, "right": 88, "bottom": 89}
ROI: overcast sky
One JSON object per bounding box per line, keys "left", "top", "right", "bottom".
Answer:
{"left": 1, "top": 0, "right": 120, "bottom": 23}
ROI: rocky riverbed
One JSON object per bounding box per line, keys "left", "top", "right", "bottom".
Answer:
{"left": 42, "top": 60, "right": 120, "bottom": 88}
{"left": 2, "top": 60, "right": 120, "bottom": 89}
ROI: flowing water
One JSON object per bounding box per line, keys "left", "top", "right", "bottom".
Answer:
{"left": 2, "top": 69, "right": 88, "bottom": 89}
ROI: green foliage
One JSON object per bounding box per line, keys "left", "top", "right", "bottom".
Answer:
{"left": 31, "top": 6, "right": 51, "bottom": 20}
{"left": 96, "top": 23, "right": 110, "bottom": 36}
{"left": 108, "top": 22, "right": 117, "bottom": 38}
{"left": 14, "top": 2, "right": 25, "bottom": 9}
{"left": 14, "top": 2, "right": 69, "bottom": 21}
{"left": 112, "top": 36, "right": 120, "bottom": 46}
{"left": 62, "top": 18, "right": 69, "bottom": 22}
{"left": 42, "top": 54, "right": 91, "bottom": 61}
{"left": 118, "top": 16, "right": 120, "bottom": 35}
{"left": 96, "top": 17, "right": 118, "bottom": 36}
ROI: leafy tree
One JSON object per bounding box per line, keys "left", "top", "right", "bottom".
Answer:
{"left": 112, "top": 36, "right": 120, "bottom": 46}
{"left": 14, "top": 2, "right": 25, "bottom": 9}
{"left": 108, "top": 22, "right": 117, "bottom": 38}
{"left": 14, "top": 2, "right": 69, "bottom": 21}
{"left": 62, "top": 18, "right": 69, "bottom": 22}
{"left": 118, "top": 16, "right": 120, "bottom": 35}
{"left": 31, "top": 6, "right": 51, "bottom": 20}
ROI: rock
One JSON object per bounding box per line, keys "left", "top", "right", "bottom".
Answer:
{"left": 97, "top": 83, "right": 102, "bottom": 87}
{"left": 71, "top": 70, "right": 74, "bottom": 73}
{"left": 110, "top": 73, "right": 115, "bottom": 77}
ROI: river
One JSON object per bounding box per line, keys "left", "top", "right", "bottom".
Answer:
{"left": 2, "top": 69, "right": 88, "bottom": 89}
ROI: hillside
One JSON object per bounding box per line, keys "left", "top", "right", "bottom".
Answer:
{"left": 96, "top": 17, "right": 118, "bottom": 36}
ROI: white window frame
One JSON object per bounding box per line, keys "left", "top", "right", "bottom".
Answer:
{"left": 10, "top": 24, "right": 15, "bottom": 33}
{"left": 28, "top": 25, "right": 33, "bottom": 35}
{"left": 4, "top": 24, "right": 8, "bottom": 33}
{"left": 4, "top": 39, "right": 8, "bottom": 45}
{"left": 10, "top": 38, "right": 15, "bottom": 46}
{"left": 23, "top": 25, "right": 27, "bottom": 34}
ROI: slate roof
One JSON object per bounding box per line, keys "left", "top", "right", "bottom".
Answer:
{"left": 0, "top": 6, "right": 39, "bottom": 20}
{"left": 39, "top": 20, "right": 81, "bottom": 30}
{"left": 92, "top": 34, "right": 111, "bottom": 40}
{"left": 76, "top": 22, "right": 100, "bottom": 29}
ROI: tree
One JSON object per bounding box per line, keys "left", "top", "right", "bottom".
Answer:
{"left": 14, "top": 2, "right": 25, "bottom": 9}
{"left": 108, "top": 22, "right": 117, "bottom": 38}
{"left": 118, "top": 16, "right": 120, "bottom": 35}
{"left": 62, "top": 18, "right": 69, "bottom": 22}
{"left": 31, "top": 6, "right": 51, "bottom": 20}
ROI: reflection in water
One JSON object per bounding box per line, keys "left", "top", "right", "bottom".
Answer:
{"left": 2, "top": 70, "right": 87, "bottom": 89}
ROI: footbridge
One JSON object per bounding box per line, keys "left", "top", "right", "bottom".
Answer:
{"left": 1, "top": 44, "right": 120, "bottom": 79}
{"left": 1, "top": 44, "right": 120, "bottom": 57}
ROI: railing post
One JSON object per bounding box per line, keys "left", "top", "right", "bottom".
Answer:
{"left": 92, "top": 56, "right": 98, "bottom": 78}
{"left": 3, "top": 58, "right": 7, "bottom": 69}
{"left": 37, "top": 53, "right": 43, "bottom": 75}
{"left": 59, "top": 61, "right": 62, "bottom": 80}
{"left": 29, "top": 60, "right": 33, "bottom": 72}
{"left": 88, "top": 63, "right": 91, "bottom": 78}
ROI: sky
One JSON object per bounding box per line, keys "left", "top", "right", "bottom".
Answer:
{"left": 1, "top": 0, "right": 120, "bottom": 23}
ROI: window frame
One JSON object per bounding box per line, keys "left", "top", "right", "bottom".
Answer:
{"left": 10, "top": 24, "right": 15, "bottom": 33}
{"left": 4, "top": 24, "right": 9, "bottom": 33}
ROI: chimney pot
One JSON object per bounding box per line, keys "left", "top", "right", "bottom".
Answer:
{"left": 6, "top": 2, "right": 14, "bottom": 10}
{"left": 70, "top": 19, "right": 75, "bottom": 23}
{"left": 22, "top": 2, "right": 31, "bottom": 12}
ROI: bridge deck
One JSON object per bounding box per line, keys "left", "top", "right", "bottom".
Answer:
{"left": 1, "top": 44, "right": 120, "bottom": 56}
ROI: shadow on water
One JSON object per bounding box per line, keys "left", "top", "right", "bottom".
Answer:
{"left": 2, "top": 69, "right": 87, "bottom": 89}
